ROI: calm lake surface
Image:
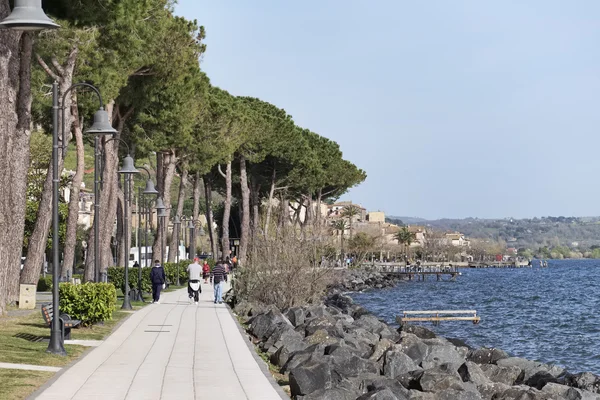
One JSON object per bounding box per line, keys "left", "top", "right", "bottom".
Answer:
{"left": 350, "top": 259, "right": 600, "bottom": 374}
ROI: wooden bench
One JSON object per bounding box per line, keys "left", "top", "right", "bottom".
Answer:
{"left": 398, "top": 310, "right": 480, "bottom": 325}
{"left": 41, "top": 303, "right": 81, "bottom": 340}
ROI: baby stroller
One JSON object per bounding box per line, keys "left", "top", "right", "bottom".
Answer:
{"left": 188, "top": 280, "right": 201, "bottom": 304}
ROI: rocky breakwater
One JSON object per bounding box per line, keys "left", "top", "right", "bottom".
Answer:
{"left": 328, "top": 268, "right": 404, "bottom": 292}
{"left": 236, "top": 294, "right": 600, "bottom": 399}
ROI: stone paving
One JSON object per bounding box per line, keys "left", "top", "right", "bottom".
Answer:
{"left": 32, "top": 282, "right": 287, "bottom": 400}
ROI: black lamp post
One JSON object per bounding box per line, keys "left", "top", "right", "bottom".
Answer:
{"left": 173, "top": 215, "right": 181, "bottom": 285}
{"left": 187, "top": 219, "right": 195, "bottom": 259}
{"left": 155, "top": 198, "right": 167, "bottom": 264}
{"left": 118, "top": 154, "right": 138, "bottom": 310}
{"left": 136, "top": 167, "right": 158, "bottom": 301}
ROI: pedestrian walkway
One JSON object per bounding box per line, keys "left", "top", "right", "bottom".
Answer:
{"left": 32, "top": 282, "right": 286, "bottom": 400}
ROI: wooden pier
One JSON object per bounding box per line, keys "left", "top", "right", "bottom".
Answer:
{"left": 364, "top": 264, "right": 460, "bottom": 281}
{"left": 363, "top": 260, "right": 531, "bottom": 270}
{"left": 397, "top": 310, "right": 480, "bottom": 325}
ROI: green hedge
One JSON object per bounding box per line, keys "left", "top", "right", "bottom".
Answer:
{"left": 107, "top": 260, "right": 193, "bottom": 294}
{"left": 59, "top": 282, "right": 116, "bottom": 326}
{"left": 37, "top": 276, "right": 53, "bottom": 292}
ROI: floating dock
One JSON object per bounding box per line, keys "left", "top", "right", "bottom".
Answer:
{"left": 397, "top": 310, "right": 481, "bottom": 325}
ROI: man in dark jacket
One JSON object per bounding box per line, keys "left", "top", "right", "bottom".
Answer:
{"left": 211, "top": 260, "right": 227, "bottom": 304}
{"left": 150, "top": 260, "right": 166, "bottom": 304}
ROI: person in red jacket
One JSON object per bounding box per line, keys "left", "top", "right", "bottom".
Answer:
{"left": 202, "top": 260, "right": 210, "bottom": 284}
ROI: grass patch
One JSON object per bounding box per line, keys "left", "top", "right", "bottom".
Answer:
{"left": 0, "top": 298, "right": 147, "bottom": 399}
{"left": 0, "top": 369, "right": 54, "bottom": 400}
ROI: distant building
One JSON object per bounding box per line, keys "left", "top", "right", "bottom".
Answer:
{"left": 445, "top": 232, "right": 470, "bottom": 247}
{"left": 408, "top": 226, "right": 426, "bottom": 247}
{"left": 367, "top": 211, "right": 385, "bottom": 223}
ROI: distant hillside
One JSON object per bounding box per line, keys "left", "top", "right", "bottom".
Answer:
{"left": 386, "top": 215, "right": 600, "bottom": 251}
{"left": 387, "top": 216, "right": 428, "bottom": 225}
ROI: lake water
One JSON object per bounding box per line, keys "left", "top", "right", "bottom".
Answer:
{"left": 350, "top": 259, "right": 600, "bottom": 374}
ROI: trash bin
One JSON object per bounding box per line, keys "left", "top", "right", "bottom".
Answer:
{"left": 19, "top": 284, "right": 36, "bottom": 309}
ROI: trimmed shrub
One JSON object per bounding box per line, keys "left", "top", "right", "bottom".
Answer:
{"left": 164, "top": 260, "right": 191, "bottom": 286}
{"left": 37, "top": 276, "right": 53, "bottom": 292}
{"left": 59, "top": 282, "right": 117, "bottom": 326}
{"left": 107, "top": 266, "right": 152, "bottom": 294}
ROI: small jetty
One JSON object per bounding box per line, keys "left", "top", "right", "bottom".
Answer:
{"left": 397, "top": 310, "right": 481, "bottom": 325}
{"left": 365, "top": 264, "right": 460, "bottom": 281}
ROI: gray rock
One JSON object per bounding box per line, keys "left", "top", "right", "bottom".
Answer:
{"left": 496, "top": 357, "right": 564, "bottom": 383}
{"left": 355, "top": 314, "right": 388, "bottom": 335}
{"left": 353, "top": 373, "right": 411, "bottom": 399}
{"left": 398, "top": 333, "right": 430, "bottom": 365}
{"left": 297, "top": 387, "right": 358, "bottom": 400}
{"left": 380, "top": 326, "right": 401, "bottom": 342}
{"left": 397, "top": 370, "right": 425, "bottom": 391}
{"left": 491, "top": 384, "right": 552, "bottom": 399}
{"left": 285, "top": 307, "right": 306, "bottom": 327}
{"left": 480, "top": 364, "right": 523, "bottom": 386}
{"left": 477, "top": 382, "right": 513, "bottom": 399}
{"left": 370, "top": 338, "right": 395, "bottom": 362}
{"left": 421, "top": 344, "right": 467, "bottom": 370}
{"left": 525, "top": 371, "right": 560, "bottom": 390}
{"left": 433, "top": 389, "right": 482, "bottom": 400}
{"left": 384, "top": 350, "right": 420, "bottom": 379}
{"left": 305, "top": 317, "right": 341, "bottom": 337}
{"left": 357, "top": 387, "right": 401, "bottom": 400}
{"left": 306, "top": 304, "right": 328, "bottom": 319}
{"left": 249, "top": 307, "right": 293, "bottom": 340}
{"left": 458, "top": 361, "right": 492, "bottom": 387}
{"left": 333, "top": 354, "right": 379, "bottom": 378}
{"left": 419, "top": 364, "right": 466, "bottom": 393}
{"left": 399, "top": 324, "right": 437, "bottom": 339}
{"left": 408, "top": 391, "right": 435, "bottom": 399}
{"left": 290, "top": 360, "right": 333, "bottom": 396}
{"left": 324, "top": 293, "right": 355, "bottom": 314}
{"left": 467, "top": 347, "right": 509, "bottom": 365}
{"left": 447, "top": 338, "right": 473, "bottom": 350}
{"left": 541, "top": 382, "right": 600, "bottom": 400}
{"left": 563, "top": 372, "right": 600, "bottom": 394}
{"left": 342, "top": 333, "right": 373, "bottom": 358}
{"left": 269, "top": 330, "right": 308, "bottom": 367}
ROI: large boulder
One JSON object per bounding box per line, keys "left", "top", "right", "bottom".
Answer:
{"left": 357, "top": 387, "right": 403, "bottom": 400}
{"left": 355, "top": 314, "right": 388, "bottom": 335}
{"left": 399, "top": 324, "right": 437, "bottom": 339}
{"left": 297, "top": 387, "right": 358, "bottom": 400}
{"left": 353, "top": 373, "right": 411, "bottom": 399}
{"left": 370, "top": 339, "right": 396, "bottom": 362}
{"left": 383, "top": 349, "right": 420, "bottom": 379}
{"left": 290, "top": 360, "right": 333, "bottom": 397}
{"left": 418, "top": 364, "right": 466, "bottom": 393}
{"left": 285, "top": 307, "right": 306, "bottom": 327}
{"left": 541, "top": 382, "right": 600, "bottom": 400}
{"left": 433, "top": 389, "right": 483, "bottom": 400}
{"left": 305, "top": 317, "right": 340, "bottom": 337}
{"left": 480, "top": 364, "right": 523, "bottom": 386}
{"left": 407, "top": 391, "right": 435, "bottom": 399}
{"left": 458, "top": 361, "right": 492, "bottom": 387}
{"left": 398, "top": 333, "right": 430, "bottom": 365}
{"left": 467, "top": 347, "right": 509, "bottom": 365}
{"left": 332, "top": 354, "right": 379, "bottom": 379}
{"left": 562, "top": 372, "right": 600, "bottom": 394}
{"left": 249, "top": 307, "right": 293, "bottom": 340}
{"left": 306, "top": 304, "right": 329, "bottom": 319}
{"left": 324, "top": 293, "right": 355, "bottom": 314}
{"left": 269, "top": 329, "right": 308, "bottom": 367}
{"left": 496, "top": 357, "right": 564, "bottom": 384}
{"left": 421, "top": 344, "right": 468, "bottom": 370}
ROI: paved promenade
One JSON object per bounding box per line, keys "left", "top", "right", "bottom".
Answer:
{"left": 32, "top": 282, "right": 286, "bottom": 400}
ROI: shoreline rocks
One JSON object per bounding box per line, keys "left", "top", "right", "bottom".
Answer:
{"left": 235, "top": 291, "right": 600, "bottom": 400}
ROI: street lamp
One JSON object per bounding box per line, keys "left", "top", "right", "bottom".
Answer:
{"left": 173, "top": 215, "right": 181, "bottom": 285}
{"left": 47, "top": 82, "right": 114, "bottom": 356}
{"left": 135, "top": 167, "right": 158, "bottom": 301}
{"left": 156, "top": 198, "right": 167, "bottom": 264}
{"left": 187, "top": 219, "right": 195, "bottom": 259}
{"left": 118, "top": 154, "right": 138, "bottom": 310}
{"left": 0, "top": 0, "right": 59, "bottom": 30}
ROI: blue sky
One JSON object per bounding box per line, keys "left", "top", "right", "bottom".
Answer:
{"left": 175, "top": 1, "right": 600, "bottom": 219}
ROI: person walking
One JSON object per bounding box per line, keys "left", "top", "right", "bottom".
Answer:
{"left": 187, "top": 257, "right": 202, "bottom": 304}
{"left": 202, "top": 260, "right": 210, "bottom": 283}
{"left": 150, "top": 259, "right": 166, "bottom": 304}
{"left": 211, "top": 260, "right": 227, "bottom": 304}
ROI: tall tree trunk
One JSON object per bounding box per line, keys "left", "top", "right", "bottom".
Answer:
{"left": 0, "top": 28, "right": 33, "bottom": 313}
{"left": 250, "top": 175, "right": 260, "bottom": 237}
{"left": 168, "top": 167, "right": 187, "bottom": 262}
{"left": 239, "top": 155, "right": 250, "bottom": 266}
{"left": 21, "top": 48, "right": 78, "bottom": 285}
{"left": 203, "top": 175, "right": 218, "bottom": 258}
{"left": 192, "top": 173, "right": 201, "bottom": 259}
{"left": 152, "top": 150, "right": 177, "bottom": 263}
{"left": 218, "top": 162, "right": 232, "bottom": 259}
{"left": 116, "top": 188, "right": 124, "bottom": 267}
{"left": 264, "top": 168, "right": 277, "bottom": 237}
{"left": 61, "top": 95, "right": 85, "bottom": 280}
